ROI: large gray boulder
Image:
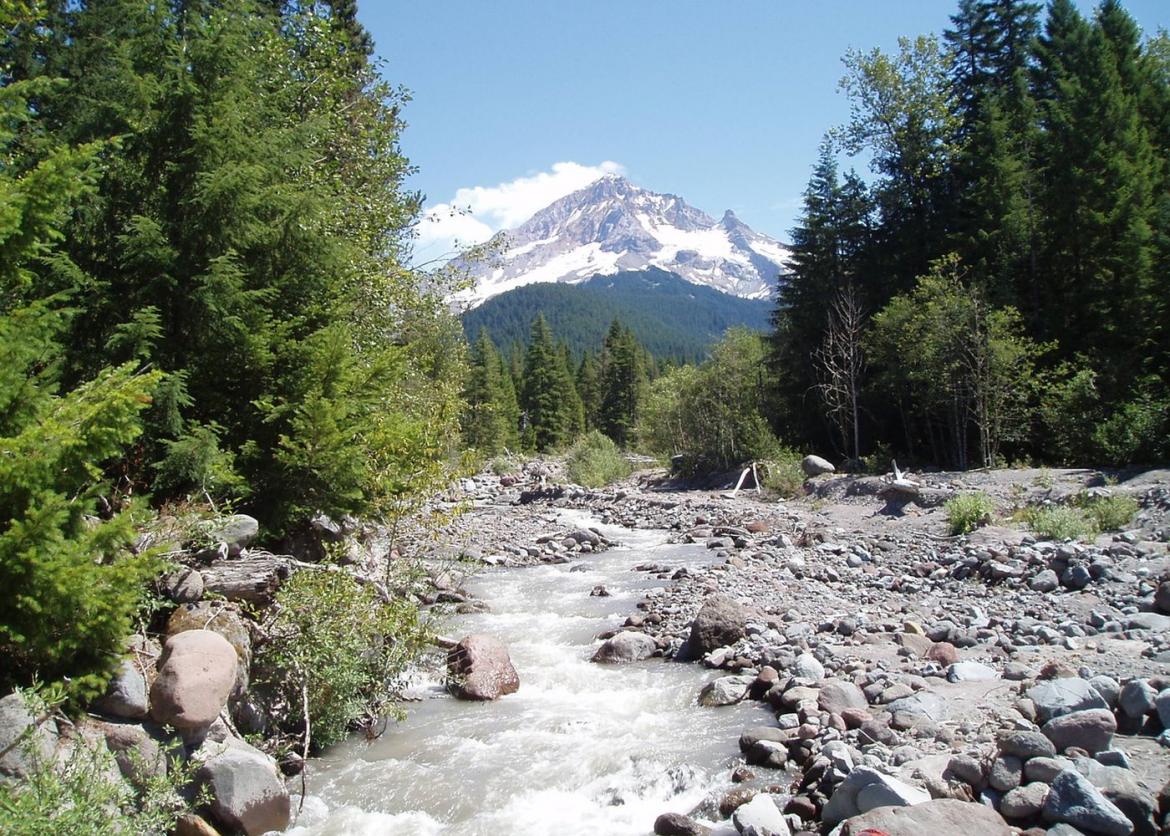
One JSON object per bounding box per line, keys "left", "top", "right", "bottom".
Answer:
{"left": 150, "top": 630, "right": 238, "bottom": 732}
{"left": 688, "top": 594, "right": 749, "bottom": 656}
{"left": 1028, "top": 678, "right": 1109, "bottom": 723}
{"left": 592, "top": 631, "right": 657, "bottom": 664}
{"left": 1076, "top": 759, "right": 1159, "bottom": 836}
{"left": 0, "top": 692, "right": 56, "bottom": 784}
{"left": 447, "top": 634, "right": 520, "bottom": 700}
{"left": 801, "top": 455, "right": 835, "bottom": 477}
{"left": 206, "top": 514, "right": 260, "bottom": 553}
{"left": 732, "top": 792, "right": 791, "bottom": 835}
{"left": 821, "top": 766, "right": 930, "bottom": 827}
{"left": 1043, "top": 769, "right": 1134, "bottom": 836}
{"left": 85, "top": 718, "right": 171, "bottom": 788}
{"left": 837, "top": 798, "right": 1011, "bottom": 835}
{"left": 198, "top": 738, "right": 290, "bottom": 836}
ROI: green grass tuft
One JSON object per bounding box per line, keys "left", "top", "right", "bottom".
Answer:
{"left": 945, "top": 492, "right": 996, "bottom": 535}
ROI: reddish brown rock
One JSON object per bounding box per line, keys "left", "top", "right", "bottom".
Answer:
{"left": 926, "top": 641, "right": 959, "bottom": 665}
{"left": 447, "top": 634, "right": 520, "bottom": 700}
{"left": 149, "top": 630, "right": 238, "bottom": 731}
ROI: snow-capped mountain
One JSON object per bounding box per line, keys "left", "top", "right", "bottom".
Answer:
{"left": 455, "top": 175, "right": 788, "bottom": 308}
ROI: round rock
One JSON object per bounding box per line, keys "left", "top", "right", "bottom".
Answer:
{"left": 150, "top": 630, "right": 238, "bottom": 731}
{"left": 447, "top": 634, "right": 520, "bottom": 700}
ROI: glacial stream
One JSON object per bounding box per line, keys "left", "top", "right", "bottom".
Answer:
{"left": 289, "top": 511, "right": 769, "bottom": 836}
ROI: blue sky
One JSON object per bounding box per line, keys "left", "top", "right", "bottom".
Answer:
{"left": 358, "top": 2, "right": 1169, "bottom": 262}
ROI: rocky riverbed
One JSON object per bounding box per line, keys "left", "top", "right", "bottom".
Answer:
{"left": 417, "top": 460, "right": 1170, "bottom": 835}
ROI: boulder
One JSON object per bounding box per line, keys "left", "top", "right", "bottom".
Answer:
{"left": 1001, "top": 782, "right": 1050, "bottom": 820}
{"left": 1156, "top": 689, "right": 1170, "bottom": 729}
{"left": 174, "top": 813, "right": 220, "bottom": 836}
{"left": 1155, "top": 580, "right": 1170, "bottom": 614}
{"left": 92, "top": 658, "right": 149, "bottom": 720}
{"left": 592, "top": 631, "right": 657, "bottom": 664}
{"left": 150, "top": 630, "right": 238, "bottom": 731}
{"left": 818, "top": 679, "right": 868, "bottom": 714}
{"left": 801, "top": 455, "right": 835, "bottom": 477}
{"left": 698, "top": 675, "right": 755, "bottom": 707}
{"left": 85, "top": 718, "right": 170, "bottom": 787}
{"left": 821, "top": 766, "right": 930, "bottom": 827}
{"left": 1043, "top": 769, "right": 1135, "bottom": 836}
{"left": 161, "top": 567, "right": 205, "bottom": 604}
{"left": 206, "top": 514, "right": 259, "bottom": 553}
{"left": 996, "top": 729, "right": 1057, "bottom": 760}
{"left": 1027, "top": 678, "right": 1108, "bottom": 724}
{"left": 887, "top": 691, "right": 950, "bottom": 724}
{"left": 0, "top": 692, "right": 56, "bottom": 783}
{"left": 791, "top": 652, "right": 824, "bottom": 681}
{"left": 1042, "top": 708, "right": 1117, "bottom": 755}
{"left": 947, "top": 661, "right": 998, "bottom": 682}
{"left": 989, "top": 755, "right": 1024, "bottom": 792}
{"left": 1126, "top": 612, "right": 1170, "bottom": 632}
{"left": 654, "top": 812, "right": 710, "bottom": 836}
{"left": 838, "top": 798, "right": 1011, "bottom": 835}
{"left": 447, "top": 635, "right": 520, "bottom": 700}
{"left": 1118, "top": 679, "right": 1157, "bottom": 719}
{"left": 688, "top": 594, "right": 749, "bottom": 656}
{"left": 1076, "top": 759, "right": 1158, "bottom": 836}
{"left": 732, "top": 793, "right": 791, "bottom": 836}
{"left": 198, "top": 739, "right": 290, "bottom": 836}
{"left": 167, "top": 603, "right": 252, "bottom": 673}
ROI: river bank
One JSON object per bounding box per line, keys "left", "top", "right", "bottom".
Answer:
{"left": 381, "top": 460, "right": 1170, "bottom": 835}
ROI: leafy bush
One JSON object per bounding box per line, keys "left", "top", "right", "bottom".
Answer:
{"left": 1021, "top": 506, "right": 1096, "bottom": 541}
{"left": 945, "top": 492, "right": 996, "bottom": 535}
{"left": 638, "top": 330, "right": 782, "bottom": 475}
{"left": 489, "top": 455, "right": 519, "bottom": 476}
{"left": 256, "top": 568, "right": 430, "bottom": 750}
{"left": 1075, "top": 494, "right": 1139, "bottom": 532}
{"left": 565, "top": 431, "right": 632, "bottom": 488}
{"left": 761, "top": 450, "right": 805, "bottom": 498}
{"left": 0, "top": 690, "right": 189, "bottom": 834}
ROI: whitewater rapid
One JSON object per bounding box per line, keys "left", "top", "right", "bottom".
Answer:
{"left": 288, "top": 512, "right": 768, "bottom": 836}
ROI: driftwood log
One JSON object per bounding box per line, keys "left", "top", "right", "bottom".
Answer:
{"left": 198, "top": 555, "right": 293, "bottom": 606}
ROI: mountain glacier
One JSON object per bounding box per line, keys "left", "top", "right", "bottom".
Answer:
{"left": 453, "top": 175, "right": 788, "bottom": 308}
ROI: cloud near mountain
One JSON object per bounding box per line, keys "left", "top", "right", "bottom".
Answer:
{"left": 414, "top": 160, "right": 625, "bottom": 261}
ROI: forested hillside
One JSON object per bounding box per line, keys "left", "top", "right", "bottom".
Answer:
{"left": 461, "top": 268, "right": 773, "bottom": 362}
{"left": 770, "top": 0, "right": 1169, "bottom": 468}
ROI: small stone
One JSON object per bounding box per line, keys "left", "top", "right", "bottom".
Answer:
{"left": 654, "top": 812, "right": 710, "bottom": 836}
{"left": 986, "top": 754, "right": 1022, "bottom": 793}
{"left": 1000, "top": 782, "right": 1050, "bottom": 820}
{"left": 698, "top": 675, "right": 754, "bottom": 707}
{"left": 947, "top": 661, "right": 998, "bottom": 682}
{"left": 996, "top": 729, "right": 1057, "bottom": 760}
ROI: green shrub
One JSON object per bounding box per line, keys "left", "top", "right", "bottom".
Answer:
{"left": 761, "top": 450, "right": 805, "bottom": 498}
{"left": 565, "top": 431, "right": 632, "bottom": 488}
{"left": 489, "top": 455, "right": 519, "bottom": 476}
{"left": 1021, "top": 505, "right": 1096, "bottom": 541}
{"left": 1075, "top": 494, "right": 1139, "bottom": 532}
{"left": 945, "top": 492, "right": 996, "bottom": 535}
{"left": 0, "top": 690, "right": 190, "bottom": 834}
{"left": 256, "top": 567, "right": 430, "bottom": 749}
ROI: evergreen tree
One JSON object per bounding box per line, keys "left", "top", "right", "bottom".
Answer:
{"left": 462, "top": 328, "right": 518, "bottom": 455}
{"left": 598, "top": 320, "right": 646, "bottom": 447}
{"left": 576, "top": 351, "right": 602, "bottom": 430}
{"left": 0, "top": 68, "right": 161, "bottom": 698}
{"left": 520, "top": 314, "right": 576, "bottom": 452}
{"left": 10, "top": 0, "right": 462, "bottom": 533}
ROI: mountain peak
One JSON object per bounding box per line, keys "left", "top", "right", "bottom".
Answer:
{"left": 456, "top": 178, "right": 789, "bottom": 308}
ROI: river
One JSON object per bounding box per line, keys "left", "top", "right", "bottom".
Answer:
{"left": 288, "top": 511, "right": 768, "bottom": 835}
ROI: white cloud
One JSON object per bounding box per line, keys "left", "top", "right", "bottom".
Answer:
{"left": 414, "top": 160, "right": 624, "bottom": 263}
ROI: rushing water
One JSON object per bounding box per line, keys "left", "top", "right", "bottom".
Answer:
{"left": 289, "top": 511, "right": 769, "bottom": 836}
